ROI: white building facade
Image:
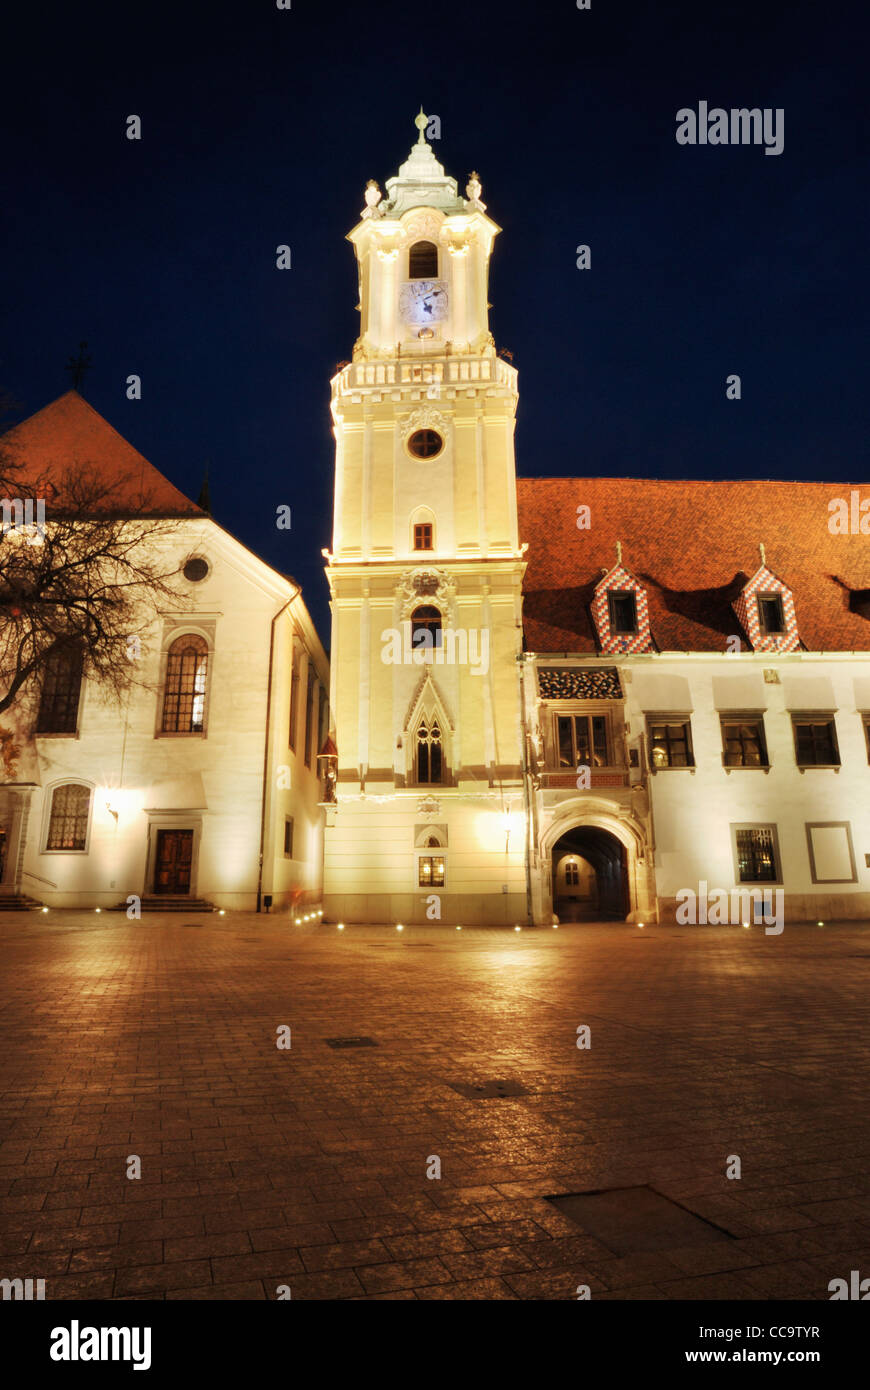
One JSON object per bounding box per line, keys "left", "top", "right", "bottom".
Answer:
{"left": 0, "top": 391, "right": 329, "bottom": 912}
{"left": 323, "top": 117, "right": 870, "bottom": 928}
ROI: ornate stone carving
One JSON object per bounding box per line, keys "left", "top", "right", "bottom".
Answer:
{"left": 396, "top": 567, "right": 457, "bottom": 618}
{"left": 417, "top": 795, "right": 440, "bottom": 815}
{"left": 404, "top": 212, "right": 442, "bottom": 241}
{"left": 403, "top": 406, "right": 449, "bottom": 438}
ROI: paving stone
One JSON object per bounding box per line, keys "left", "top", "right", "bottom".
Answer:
{"left": 2, "top": 912, "right": 870, "bottom": 1300}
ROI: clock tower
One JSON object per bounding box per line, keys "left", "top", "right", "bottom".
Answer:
{"left": 323, "top": 113, "right": 529, "bottom": 926}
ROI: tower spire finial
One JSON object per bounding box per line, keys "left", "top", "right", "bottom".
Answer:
{"left": 414, "top": 107, "right": 428, "bottom": 144}
{"left": 759, "top": 542, "right": 766, "bottom": 567}
{"left": 616, "top": 540, "right": 623, "bottom": 565}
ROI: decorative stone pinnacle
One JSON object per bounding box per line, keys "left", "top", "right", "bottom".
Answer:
{"left": 414, "top": 107, "right": 428, "bottom": 142}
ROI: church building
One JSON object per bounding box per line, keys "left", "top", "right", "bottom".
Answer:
{"left": 0, "top": 391, "right": 328, "bottom": 911}
{"left": 322, "top": 114, "right": 870, "bottom": 927}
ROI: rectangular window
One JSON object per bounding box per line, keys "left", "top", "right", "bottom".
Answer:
{"left": 733, "top": 824, "right": 780, "bottom": 883}
{"left": 608, "top": 591, "right": 638, "bottom": 634}
{"left": 418, "top": 855, "right": 445, "bottom": 888}
{"left": 565, "top": 862, "right": 579, "bottom": 886}
{"left": 648, "top": 718, "right": 694, "bottom": 768}
{"left": 413, "top": 523, "right": 433, "bottom": 550}
{"left": 283, "top": 818, "right": 294, "bottom": 858}
{"left": 37, "top": 646, "right": 83, "bottom": 735}
{"left": 757, "top": 594, "right": 786, "bottom": 634}
{"left": 556, "top": 714, "right": 609, "bottom": 768}
{"left": 721, "top": 715, "right": 768, "bottom": 768}
{"left": 289, "top": 658, "right": 300, "bottom": 751}
{"left": 303, "top": 670, "right": 315, "bottom": 768}
{"left": 792, "top": 716, "right": 839, "bottom": 767}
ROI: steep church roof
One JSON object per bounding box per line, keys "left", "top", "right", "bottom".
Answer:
{"left": 1, "top": 391, "right": 203, "bottom": 517}
{"left": 517, "top": 476, "right": 870, "bottom": 653}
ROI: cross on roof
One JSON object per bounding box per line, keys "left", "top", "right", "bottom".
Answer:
{"left": 65, "top": 341, "right": 93, "bottom": 391}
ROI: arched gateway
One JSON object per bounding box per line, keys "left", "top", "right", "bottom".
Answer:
{"left": 536, "top": 802, "right": 654, "bottom": 925}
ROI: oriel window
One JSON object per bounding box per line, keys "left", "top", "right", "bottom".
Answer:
{"left": 557, "top": 714, "right": 608, "bottom": 768}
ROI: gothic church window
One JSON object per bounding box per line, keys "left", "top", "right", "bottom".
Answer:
{"left": 416, "top": 718, "right": 443, "bottom": 784}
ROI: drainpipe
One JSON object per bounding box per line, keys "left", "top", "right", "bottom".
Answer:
{"left": 257, "top": 585, "right": 300, "bottom": 912}
{"left": 517, "top": 655, "right": 533, "bottom": 926}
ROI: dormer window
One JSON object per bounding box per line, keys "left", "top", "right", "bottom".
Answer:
{"left": 608, "top": 591, "right": 638, "bottom": 635}
{"left": 757, "top": 594, "right": 785, "bottom": 634}
{"left": 591, "top": 561, "right": 653, "bottom": 653}
{"left": 409, "top": 241, "right": 438, "bottom": 278}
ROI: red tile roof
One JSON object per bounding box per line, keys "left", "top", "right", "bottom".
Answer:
{"left": 1, "top": 391, "right": 202, "bottom": 517}
{"left": 517, "top": 477, "right": 870, "bottom": 653}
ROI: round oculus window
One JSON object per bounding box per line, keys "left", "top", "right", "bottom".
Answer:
{"left": 407, "top": 428, "right": 444, "bottom": 460}
{"left": 183, "top": 556, "right": 209, "bottom": 583}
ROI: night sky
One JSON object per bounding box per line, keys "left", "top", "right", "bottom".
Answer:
{"left": 1, "top": 0, "right": 865, "bottom": 645}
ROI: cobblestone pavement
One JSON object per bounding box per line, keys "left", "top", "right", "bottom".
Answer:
{"left": 1, "top": 911, "right": 869, "bottom": 1300}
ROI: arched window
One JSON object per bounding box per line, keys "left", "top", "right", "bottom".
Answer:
{"left": 409, "top": 240, "right": 438, "bottom": 279}
{"left": 411, "top": 605, "right": 442, "bottom": 653}
{"left": 416, "top": 718, "right": 443, "bottom": 784}
{"left": 46, "top": 782, "right": 91, "bottom": 851}
{"left": 162, "top": 634, "right": 209, "bottom": 734}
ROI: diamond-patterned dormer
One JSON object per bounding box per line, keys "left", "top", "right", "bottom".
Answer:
{"left": 591, "top": 563, "right": 654, "bottom": 654}
{"left": 733, "top": 563, "right": 800, "bottom": 652}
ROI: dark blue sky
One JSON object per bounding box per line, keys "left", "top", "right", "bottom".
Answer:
{"left": 2, "top": 0, "right": 866, "bottom": 645}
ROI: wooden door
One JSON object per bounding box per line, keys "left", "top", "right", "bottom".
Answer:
{"left": 154, "top": 829, "right": 193, "bottom": 895}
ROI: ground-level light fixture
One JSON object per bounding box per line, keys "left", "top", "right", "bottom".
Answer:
{"left": 337, "top": 923, "right": 345, "bottom": 931}
{"left": 396, "top": 923, "right": 404, "bottom": 932}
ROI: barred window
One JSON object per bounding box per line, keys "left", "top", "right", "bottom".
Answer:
{"left": 162, "top": 634, "right": 208, "bottom": 733}
{"left": 37, "top": 645, "right": 83, "bottom": 734}
{"left": 734, "top": 825, "right": 779, "bottom": 883}
{"left": 46, "top": 783, "right": 91, "bottom": 851}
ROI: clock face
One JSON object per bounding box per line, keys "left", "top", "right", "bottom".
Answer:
{"left": 399, "top": 280, "right": 448, "bottom": 325}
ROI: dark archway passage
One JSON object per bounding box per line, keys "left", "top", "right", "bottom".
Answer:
{"left": 552, "top": 825, "right": 629, "bottom": 921}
